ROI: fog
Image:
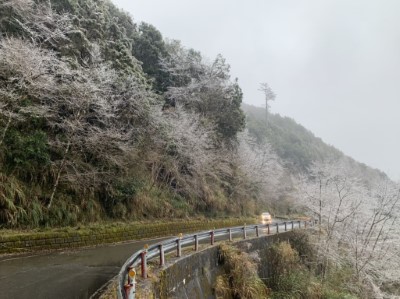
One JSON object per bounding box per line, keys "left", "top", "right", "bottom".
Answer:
{"left": 113, "top": 0, "right": 400, "bottom": 180}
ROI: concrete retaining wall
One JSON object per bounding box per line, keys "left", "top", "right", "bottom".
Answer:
{"left": 154, "top": 231, "right": 296, "bottom": 299}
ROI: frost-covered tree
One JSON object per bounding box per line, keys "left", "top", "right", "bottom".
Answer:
{"left": 0, "top": 0, "right": 154, "bottom": 221}
{"left": 298, "top": 159, "right": 400, "bottom": 297}
{"left": 161, "top": 42, "right": 245, "bottom": 142}
{"left": 0, "top": 36, "right": 152, "bottom": 209}
{"left": 236, "top": 131, "right": 283, "bottom": 198}
{"left": 149, "top": 106, "right": 215, "bottom": 197}
{"left": 344, "top": 180, "right": 400, "bottom": 296}
{"left": 0, "top": 0, "right": 281, "bottom": 227}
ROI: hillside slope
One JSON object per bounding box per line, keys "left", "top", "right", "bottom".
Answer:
{"left": 0, "top": 0, "right": 387, "bottom": 230}
{"left": 0, "top": 0, "right": 256, "bottom": 228}
{"left": 243, "top": 103, "right": 388, "bottom": 183}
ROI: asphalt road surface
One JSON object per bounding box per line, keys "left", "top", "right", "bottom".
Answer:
{"left": 0, "top": 237, "right": 170, "bottom": 299}
{"left": 0, "top": 219, "right": 293, "bottom": 299}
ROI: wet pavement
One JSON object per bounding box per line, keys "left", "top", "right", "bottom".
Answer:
{"left": 0, "top": 220, "right": 291, "bottom": 299}
{"left": 0, "top": 236, "right": 170, "bottom": 299}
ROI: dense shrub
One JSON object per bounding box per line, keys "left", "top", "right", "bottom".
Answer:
{"left": 215, "top": 243, "right": 268, "bottom": 299}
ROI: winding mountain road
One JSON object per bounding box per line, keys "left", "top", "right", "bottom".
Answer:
{"left": 0, "top": 219, "right": 289, "bottom": 299}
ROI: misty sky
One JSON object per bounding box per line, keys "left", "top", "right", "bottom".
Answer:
{"left": 113, "top": 0, "right": 400, "bottom": 180}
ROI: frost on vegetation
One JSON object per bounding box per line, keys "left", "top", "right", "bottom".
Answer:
{"left": 0, "top": 1, "right": 152, "bottom": 213}
{"left": 1, "top": 0, "right": 34, "bottom": 15}
{"left": 0, "top": 0, "right": 284, "bottom": 228}
{"left": 163, "top": 107, "right": 214, "bottom": 172}
{"left": 160, "top": 40, "right": 245, "bottom": 142}
{"left": 237, "top": 131, "right": 283, "bottom": 192}
{"left": 297, "top": 159, "right": 400, "bottom": 297}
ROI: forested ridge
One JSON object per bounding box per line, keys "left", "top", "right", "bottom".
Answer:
{"left": 1, "top": 0, "right": 400, "bottom": 297}
{"left": 243, "top": 103, "right": 387, "bottom": 183}
{"left": 0, "top": 0, "right": 269, "bottom": 227}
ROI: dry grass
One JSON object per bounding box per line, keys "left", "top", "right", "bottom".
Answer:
{"left": 215, "top": 243, "right": 269, "bottom": 299}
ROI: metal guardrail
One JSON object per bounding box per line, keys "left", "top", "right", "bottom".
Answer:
{"left": 117, "top": 220, "right": 310, "bottom": 299}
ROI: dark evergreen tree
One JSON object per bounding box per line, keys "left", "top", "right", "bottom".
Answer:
{"left": 132, "top": 22, "right": 171, "bottom": 92}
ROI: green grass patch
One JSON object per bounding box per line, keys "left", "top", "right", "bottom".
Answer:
{"left": 0, "top": 217, "right": 257, "bottom": 254}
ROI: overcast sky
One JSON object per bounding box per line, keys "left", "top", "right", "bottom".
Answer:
{"left": 113, "top": 0, "right": 400, "bottom": 180}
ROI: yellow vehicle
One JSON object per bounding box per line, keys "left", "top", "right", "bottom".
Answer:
{"left": 261, "top": 212, "right": 272, "bottom": 224}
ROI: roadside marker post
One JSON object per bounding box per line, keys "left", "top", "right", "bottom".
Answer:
{"left": 125, "top": 267, "right": 136, "bottom": 299}
{"left": 141, "top": 244, "right": 148, "bottom": 278}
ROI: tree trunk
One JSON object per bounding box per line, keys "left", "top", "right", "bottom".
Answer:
{"left": 47, "top": 141, "right": 70, "bottom": 209}
{"left": 0, "top": 112, "right": 12, "bottom": 146}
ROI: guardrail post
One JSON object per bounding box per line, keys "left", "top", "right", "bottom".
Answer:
{"left": 243, "top": 225, "right": 247, "bottom": 239}
{"left": 159, "top": 244, "right": 165, "bottom": 266}
{"left": 284, "top": 222, "right": 287, "bottom": 231}
{"left": 124, "top": 284, "right": 135, "bottom": 299}
{"left": 256, "top": 225, "right": 259, "bottom": 237}
{"left": 125, "top": 266, "right": 136, "bottom": 299}
{"left": 291, "top": 221, "right": 294, "bottom": 230}
{"left": 194, "top": 235, "right": 199, "bottom": 251}
{"left": 141, "top": 250, "right": 147, "bottom": 278}
{"left": 177, "top": 238, "right": 182, "bottom": 257}
{"left": 211, "top": 230, "right": 215, "bottom": 245}
{"left": 267, "top": 224, "right": 270, "bottom": 235}
{"left": 276, "top": 223, "right": 279, "bottom": 233}
{"left": 228, "top": 228, "right": 232, "bottom": 241}
{"left": 298, "top": 220, "right": 301, "bottom": 229}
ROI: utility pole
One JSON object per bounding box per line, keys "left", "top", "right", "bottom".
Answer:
{"left": 259, "top": 82, "right": 276, "bottom": 125}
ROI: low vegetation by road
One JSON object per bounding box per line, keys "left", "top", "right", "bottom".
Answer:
{"left": 0, "top": 217, "right": 257, "bottom": 254}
